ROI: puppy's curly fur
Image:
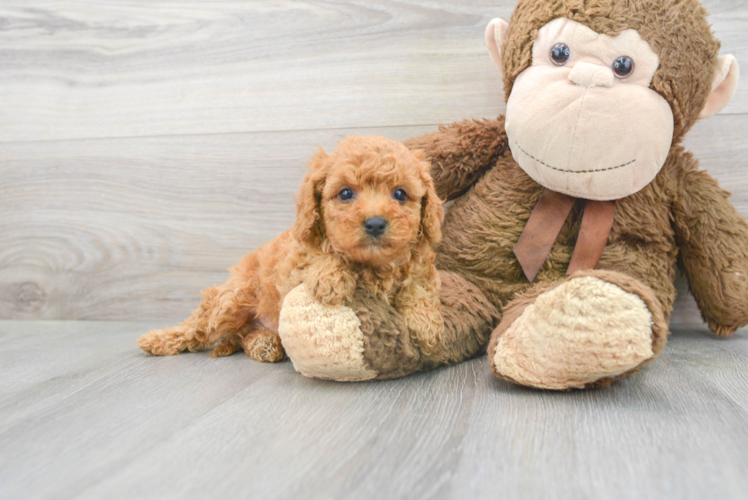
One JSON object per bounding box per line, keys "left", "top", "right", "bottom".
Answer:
{"left": 138, "top": 136, "right": 444, "bottom": 361}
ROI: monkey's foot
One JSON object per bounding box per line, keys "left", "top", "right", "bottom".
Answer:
{"left": 487, "top": 271, "right": 668, "bottom": 390}
{"left": 278, "top": 284, "right": 378, "bottom": 381}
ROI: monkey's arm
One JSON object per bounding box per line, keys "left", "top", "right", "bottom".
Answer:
{"left": 672, "top": 163, "right": 748, "bottom": 335}
{"left": 404, "top": 117, "right": 509, "bottom": 201}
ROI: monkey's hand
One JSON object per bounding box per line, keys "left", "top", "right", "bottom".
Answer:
{"left": 673, "top": 163, "right": 748, "bottom": 335}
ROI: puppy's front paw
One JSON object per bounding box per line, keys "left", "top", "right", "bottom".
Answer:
{"left": 307, "top": 271, "right": 356, "bottom": 307}
{"left": 402, "top": 307, "right": 444, "bottom": 354}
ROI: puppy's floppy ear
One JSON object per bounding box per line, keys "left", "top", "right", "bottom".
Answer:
{"left": 416, "top": 153, "right": 444, "bottom": 246}
{"left": 293, "top": 147, "right": 330, "bottom": 248}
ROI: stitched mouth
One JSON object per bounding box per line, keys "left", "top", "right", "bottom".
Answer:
{"left": 514, "top": 142, "right": 635, "bottom": 174}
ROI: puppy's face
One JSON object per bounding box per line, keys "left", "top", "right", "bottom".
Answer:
{"left": 294, "top": 136, "right": 443, "bottom": 266}
{"left": 321, "top": 161, "right": 424, "bottom": 266}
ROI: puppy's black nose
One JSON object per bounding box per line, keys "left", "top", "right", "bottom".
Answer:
{"left": 364, "top": 217, "right": 387, "bottom": 237}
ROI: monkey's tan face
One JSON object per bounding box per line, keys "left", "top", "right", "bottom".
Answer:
{"left": 319, "top": 157, "right": 426, "bottom": 266}
{"left": 505, "top": 18, "right": 674, "bottom": 200}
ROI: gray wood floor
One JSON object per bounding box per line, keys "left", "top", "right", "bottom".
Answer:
{"left": 3, "top": 1, "right": 748, "bottom": 499}
{"left": 1, "top": 321, "right": 747, "bottom": 500}
{"left": 1, "top": 0, "right": 746, "bottom": 325}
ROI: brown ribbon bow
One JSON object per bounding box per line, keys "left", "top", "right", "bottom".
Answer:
{"left": 513, "top": 189, "right": 616, "bottom": 282}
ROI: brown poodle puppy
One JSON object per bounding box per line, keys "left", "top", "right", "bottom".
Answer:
{"left": 138, "top": 135, "right": 444, "bottom": 362}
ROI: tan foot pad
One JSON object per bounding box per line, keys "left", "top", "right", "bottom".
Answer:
{"left": 278, "top": 284, "right": 378, "bottom": 382}
{"left": 494, "top": 277, "right": 654, "bottom": 390}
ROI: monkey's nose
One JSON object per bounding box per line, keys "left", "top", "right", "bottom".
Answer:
{"left": 568, "top": 62, "right": 614, "bottom": 88}
{"left": 363, "top": 217, "right": 388, "bottom": 237}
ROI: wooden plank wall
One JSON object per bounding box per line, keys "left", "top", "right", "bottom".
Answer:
{"left": 1, "top": 0, "right": 746, "bottom": 323}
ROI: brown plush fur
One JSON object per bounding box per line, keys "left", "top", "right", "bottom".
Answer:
{"left": 411, "top": 116, "right": 748, "bottom": 369}
{"left": 138, "top": 136, "right": 445, "bottom": 361}
{"left": 351, "top": 0, "right": 748, "bottom": 384}
{"left": 349, "top": 269, "right": 500, "bottom": 379}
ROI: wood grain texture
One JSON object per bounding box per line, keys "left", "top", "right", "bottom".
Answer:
{"left": 0, "top": 0, "right": 745, "bottom": 143}
{"left": 0, "top": 320, "right": 747, "bottom": 500}
{"left": 0, "top": 125, "right": 434, "bottom": 320}
{"left": 0, "top": 0, "right": 510, "bottom": 142}
{"left": 2, "top": 3, "right": 747, "bottom": 498}
{"left": 1, "top": 0, "right": 747, "bottom": 327}
{"left": 1, "top": 117, "right": 746, "bottom": 323}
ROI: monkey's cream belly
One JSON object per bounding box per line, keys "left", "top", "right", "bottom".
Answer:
{"left": 278, "top": 284, "right": 378, "bottom": 382}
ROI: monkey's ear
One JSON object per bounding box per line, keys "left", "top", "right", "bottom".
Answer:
{"left": 700, "top": 55, "right": 740, "bottom": 119}
{"left": 485, "top": 18, "right": 509, "bottom": 70}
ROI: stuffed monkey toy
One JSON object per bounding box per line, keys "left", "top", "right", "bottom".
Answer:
{"left": 279, "top": 0, "right": 748, "bottom": 389}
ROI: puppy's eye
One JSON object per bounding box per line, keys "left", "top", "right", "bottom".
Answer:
{"left": 338, "top": 188, "right": 355, "bottom": 202}
{"left": 392, "top": 188, "right": 408, "bottom": 202}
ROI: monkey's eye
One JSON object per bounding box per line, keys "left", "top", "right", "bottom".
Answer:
{"left": 612, "top": 56, "right": 634, "bottom": 78}
{"left": 392, "top": 188, "right": 408, "bottom": 202}
{"left": 338, "top": 188, "right": 355, "bottom": 202}
{"left": 550, "top": 43, "right": 571, "bottom": 66}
